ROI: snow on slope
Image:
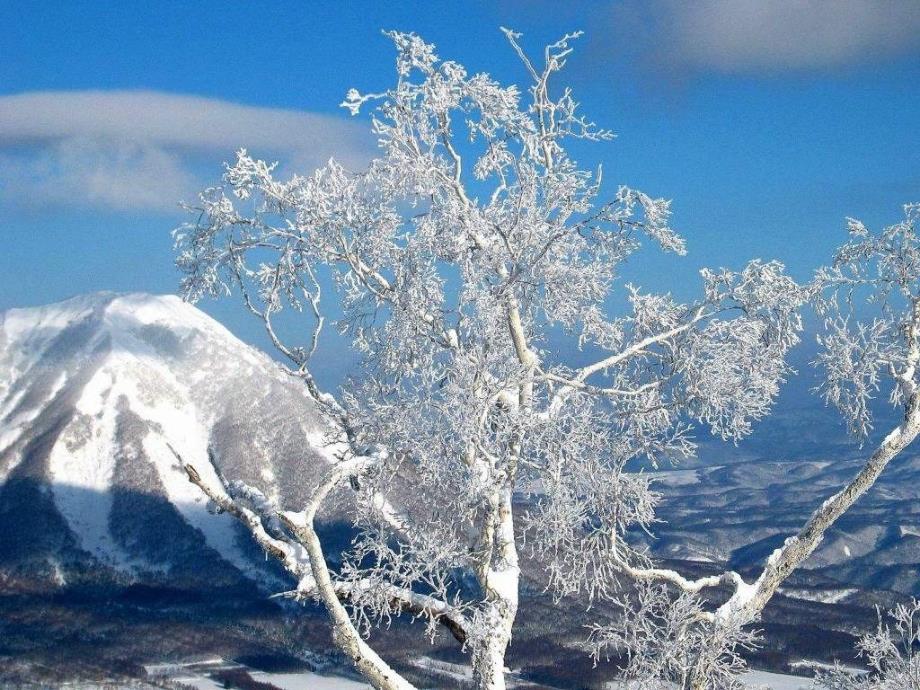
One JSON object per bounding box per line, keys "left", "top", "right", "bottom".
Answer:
{"left": 0, "top": 292, "right": 332, "bottom": 584}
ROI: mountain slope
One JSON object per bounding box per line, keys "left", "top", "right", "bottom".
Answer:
{"left": 0, "top": 292, "right": 331, "bottom": 590}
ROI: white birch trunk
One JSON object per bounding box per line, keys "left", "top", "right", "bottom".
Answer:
{"left": 472, "top": 486, "right": 520, "bottom": 690}
{"left": 467, "top": 300, "right": 529, "bottom": 689}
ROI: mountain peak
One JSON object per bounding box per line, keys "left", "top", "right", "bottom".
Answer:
{"left": 2, "top": 291, "right": 229, "bottom": 345}
{"left": 0, "top": 292, "right": 330, "bottom": 589}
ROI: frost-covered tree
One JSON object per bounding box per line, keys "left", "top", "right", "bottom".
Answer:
{"left": 815, "top": 600, "right": 920, "bottom": 690}
{"left": 173, "top": 29, "right": 804, "bottom": 690}
{"left": 587, "top": 204, "right": 920, "bottom": 690}
{"left": 588, "top": 583, "right": 760, "bottom": 690}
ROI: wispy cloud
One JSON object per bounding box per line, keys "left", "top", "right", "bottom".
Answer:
{"left": 0, "top": 90, "right": 372, "bottom": 212}
{"left": 620, "top": 0, "right": 920, "bottom": 74}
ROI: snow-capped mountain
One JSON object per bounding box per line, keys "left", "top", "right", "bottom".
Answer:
{"left": 0, "top": 292, "right": 333, "bottom": 590}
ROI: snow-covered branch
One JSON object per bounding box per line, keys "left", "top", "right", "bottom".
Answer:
{"left": 180, "top": 451, "right": 464, "bottom": 689}
{"left": 575, "top": 307, "right": 707, "bottom": 384}
{"left": 703, "top": 207, "right": 920, "bottom": 627}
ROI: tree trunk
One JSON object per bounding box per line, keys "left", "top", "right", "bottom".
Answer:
{"left": 472, "top": 609, "right": 515, "bottom": 690}
{"left": 472, "top": 486, "right": 520, "bottom": 690}
{"left": 686, "top": 675, "right": 707, "bottom": 690}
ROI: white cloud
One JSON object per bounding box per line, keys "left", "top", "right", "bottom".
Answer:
{"left": 0, "top": 90, "right": 372, "bottom": 212}
{"left": 0, "top": 138, "right": 196, "bottom": 212}
{"left": 636, "top": 0, "right": 920, "bottom": 73}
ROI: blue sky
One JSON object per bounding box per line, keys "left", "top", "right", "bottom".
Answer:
{"left": 2, "top": 1, "right": 920, "bottom": 384}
